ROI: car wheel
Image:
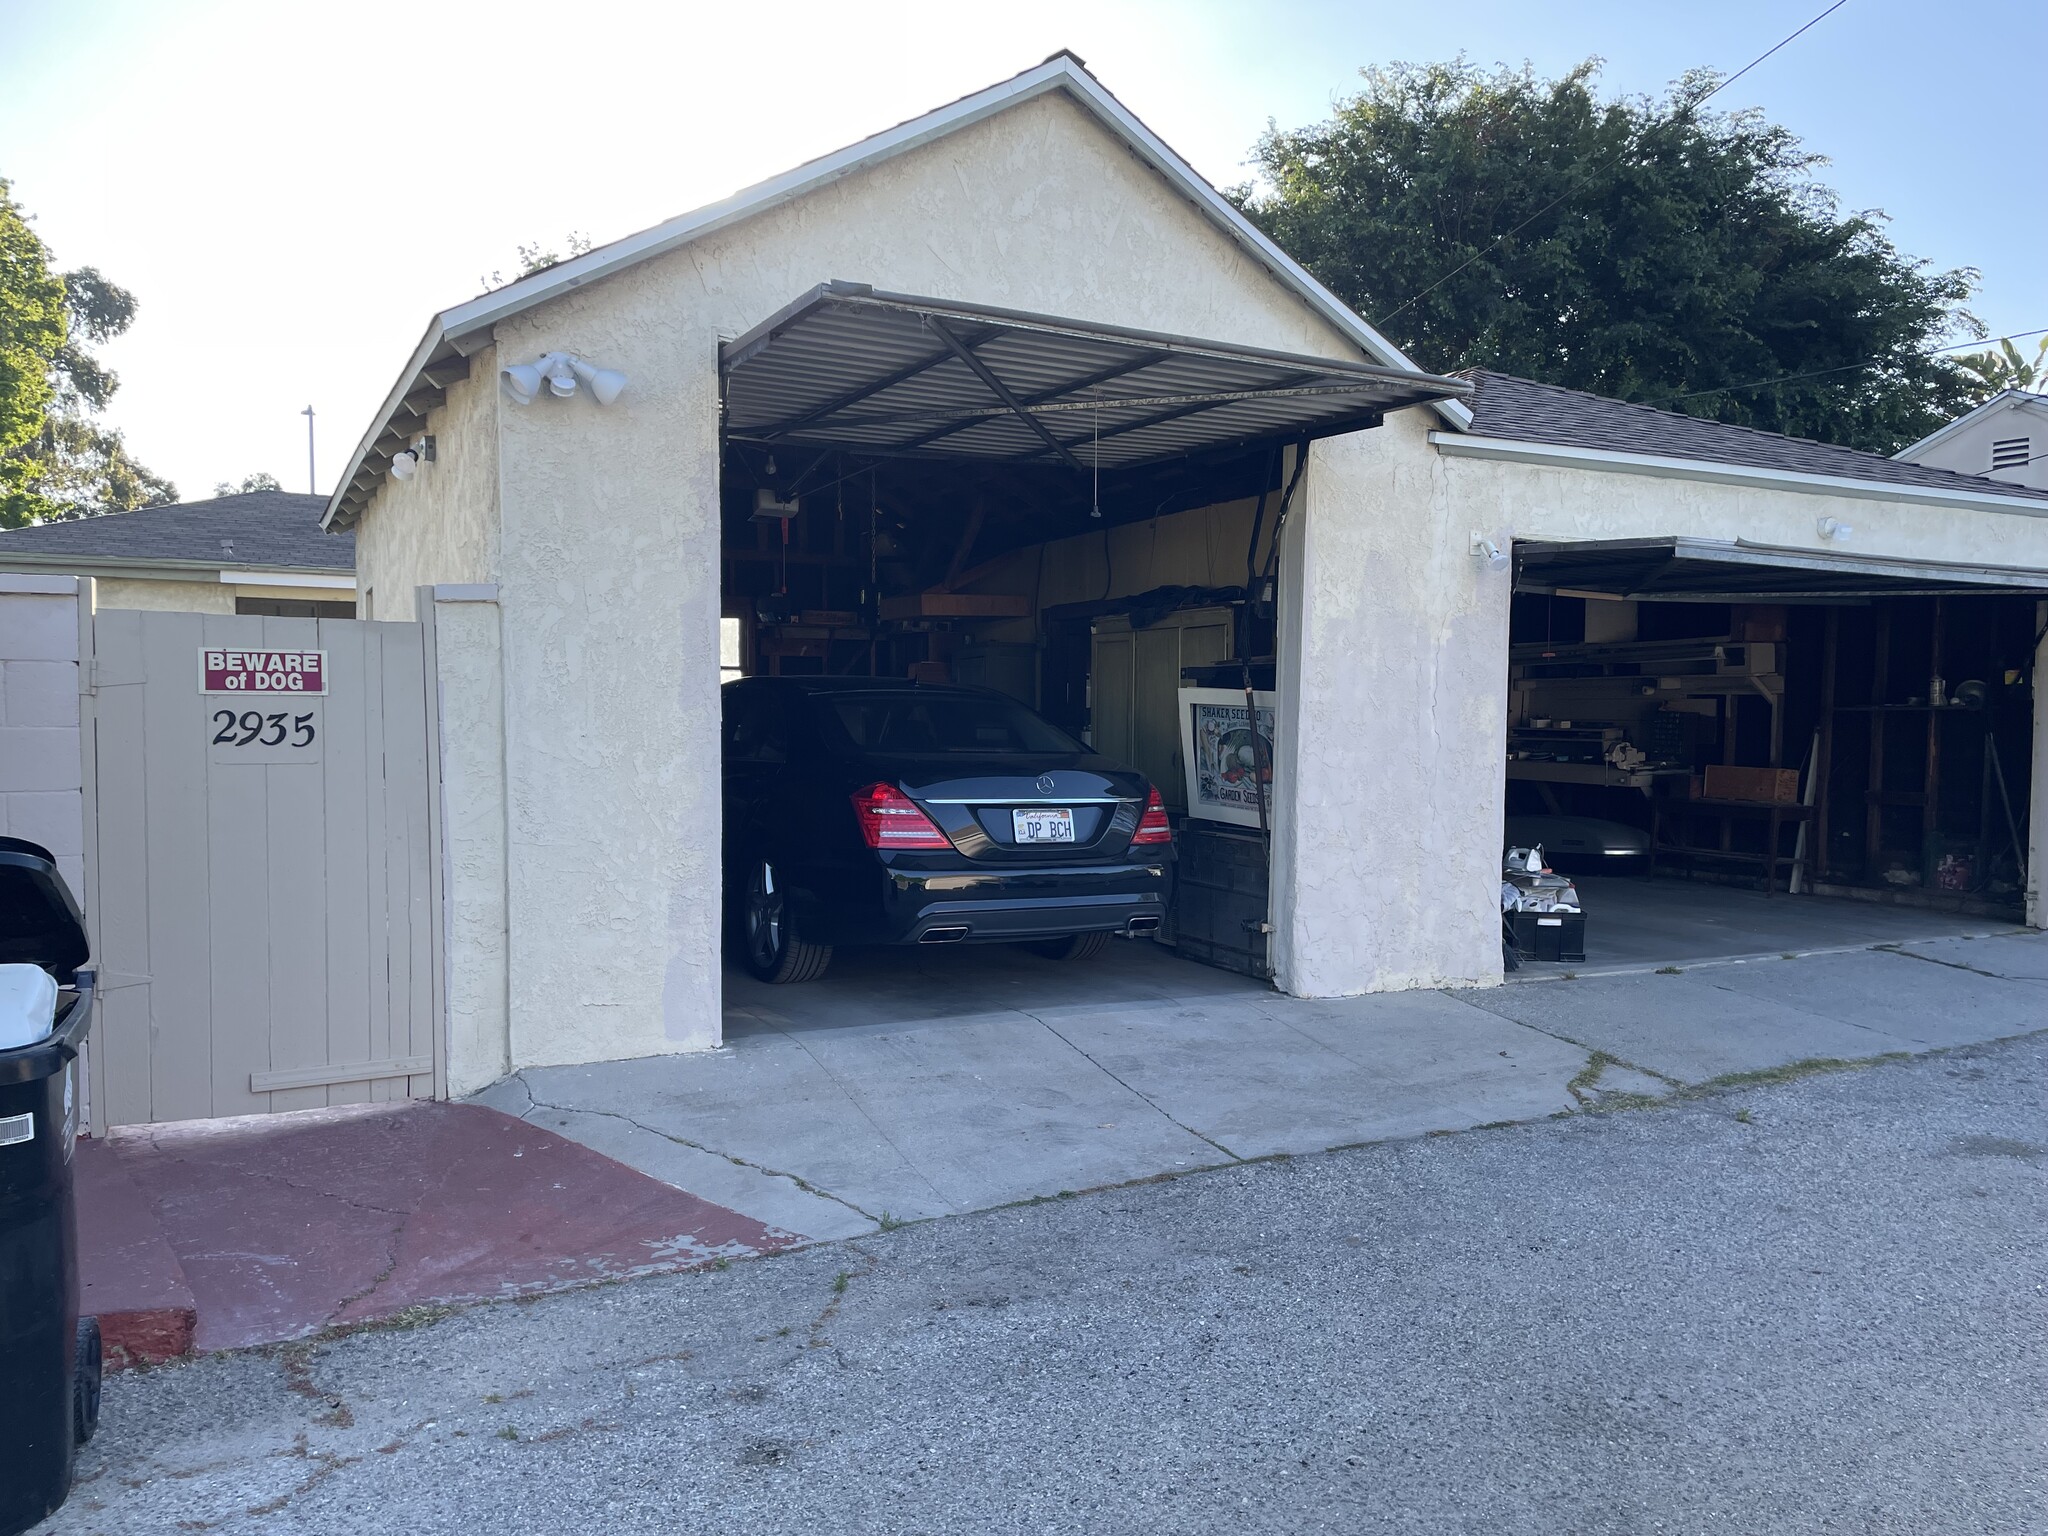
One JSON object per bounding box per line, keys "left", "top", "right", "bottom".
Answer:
{"left": 743, "top": 859, "right": 831, "bottom": 984}
{"left": 1028, "top": 931, "right": 1110, "bottom": 962}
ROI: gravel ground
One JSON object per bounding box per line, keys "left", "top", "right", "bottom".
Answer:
{"left": 45, "top": 1034, "right": 2048, "bottom": 1535}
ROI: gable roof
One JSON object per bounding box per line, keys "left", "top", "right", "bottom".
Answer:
{"left": 1894, "top": 388, "right": 2048, "bottom": 463}
{"left": 1457, "top": 370, "right": 2048, "bottom": 505}
{"left": 0, "top": 491, "right": 353, "bottom": 571}
{"left": 324, "top": 51, "right": 1468, "bottom": 532}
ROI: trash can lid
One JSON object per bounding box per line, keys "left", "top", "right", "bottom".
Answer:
{"left": 0, "top": 838, "right": 88, "bottom": 985}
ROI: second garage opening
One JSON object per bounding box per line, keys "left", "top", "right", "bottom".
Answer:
{"left": 1503, "top": 537, "right": 2045, "bottom": 976}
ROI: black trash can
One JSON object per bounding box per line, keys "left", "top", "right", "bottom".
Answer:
{"left": 0, "top": 837, "right": 99, "bottom": 1536}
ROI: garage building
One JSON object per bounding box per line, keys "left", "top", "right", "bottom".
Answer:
{"left": 323, "top": 54, "right": 2048, "bottom": 1093}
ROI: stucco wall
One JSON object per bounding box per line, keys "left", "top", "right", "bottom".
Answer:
{"left": 1270, "top": 412, "right": 1508, "bottom": 995}
{"left": 91, "top": 576, "right": 236, "bottom": 613}
{"left": 353, "top": 345, "right": 502, "bottom": 618}
{"left": 473, "top": 89, "right": 1384, "bottom": 1068}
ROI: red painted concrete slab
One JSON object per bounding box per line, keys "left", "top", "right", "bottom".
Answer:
{"left": 75, "top": 1140, "right": 198, "bottom": 1368}
{"left": 86, "top": 1101, "right": 798, "bottom": 1354}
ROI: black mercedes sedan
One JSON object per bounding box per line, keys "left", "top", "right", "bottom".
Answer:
{"left": 722, "top": 677, "right": 1174, "bottom": 983}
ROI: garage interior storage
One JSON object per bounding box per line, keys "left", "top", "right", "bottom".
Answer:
{"left": 715, "top": 284, "right": 1462, "bottom": 995}
{"left": 1505, "top": 537, "right": 2041, "bottom": 971}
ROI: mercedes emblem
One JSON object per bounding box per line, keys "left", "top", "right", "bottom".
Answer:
{"left": 1035, "top": 774, "right": 1057, "bottom": 795}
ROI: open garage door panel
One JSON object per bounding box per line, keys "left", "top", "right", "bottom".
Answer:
{"left": 1503, "top": 537, "right": 2044, "bottom": 977}
{"left": 722, "top": 281, "right": 1467, "bottom": 471}
{"left": 1517, "top": 536, "right": 2048, "bottom": 601}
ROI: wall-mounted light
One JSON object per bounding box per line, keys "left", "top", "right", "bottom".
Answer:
{"left": 500, "top": 351, "right": 628, "bottom": 407}
{"left": 388, "top": 434, "right": 436, "bottom": 481}
{"left": 1471, "top": 533, "right": 1511, "bottom": 572}
{"left": 1816, "top": 515, "right": 1854, "bottom": 543}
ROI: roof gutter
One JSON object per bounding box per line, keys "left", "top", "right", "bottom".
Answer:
{"left": 324, "top": 52, "right": 1468, "bottom": 531}
{"left": 1429, "top": 431, "right": 2048, "bottom": 519}
{"left": 0, "top": 552, "right": 355, "bottom": 580}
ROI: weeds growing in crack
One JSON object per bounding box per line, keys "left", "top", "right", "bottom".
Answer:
{"left": 1567, "top": 1052, "right": 1616, "bottom": 1104}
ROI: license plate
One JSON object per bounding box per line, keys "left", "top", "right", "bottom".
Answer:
{"left": 1012, "top": 807, "right": 1075, "bottom": 843}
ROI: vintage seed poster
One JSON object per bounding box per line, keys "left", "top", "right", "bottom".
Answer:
{"left": 1181, "top": 688, "right": 1277, "bottom": 828}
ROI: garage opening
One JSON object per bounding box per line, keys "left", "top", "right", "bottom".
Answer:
{"left": 1504, "top": 536, "right": 2046, "bottom": 976}
{"left": 715, "top": 282, "right": 1465, "bottom": 1027}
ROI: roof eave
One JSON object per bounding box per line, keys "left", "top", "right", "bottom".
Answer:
{"left": 0, "top": 551, "right": 353, "bottom": 579}
{"left": 1429, "top": 431, "right": 2048, "bottom": 517}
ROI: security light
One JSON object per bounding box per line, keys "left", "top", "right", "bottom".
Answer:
{"left": 1471, "top": 534, "right": 1511, "bottom": 572}
{"left": 500, "top": 361, "right": 542, "bottom": 406}
{"left": 499, "top": 351, "right": 628, "bottom": 408}
{"left": 389, "top": 450, "right": 417, "bottom": 481}
{"left": 567, "top": 355, "right": 628, "bottom": 407}
{"left": 1816, "top": 515, "right": 1853, "bottom": 543}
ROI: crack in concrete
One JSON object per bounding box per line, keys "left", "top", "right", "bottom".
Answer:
{"left": 519, "top": 1084, "right": 883, "bottom": 1226}
{"left": 1879, "top": 943, "right": 2048, "bottom": 985}
{"left": 1021, "top": 1009, "right": 1244, "bottom": 1162}
{"left": 759, "top": 1030, "right": 957, "bottom": 1211}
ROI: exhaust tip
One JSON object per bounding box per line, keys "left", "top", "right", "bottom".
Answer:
{"left": 920, "top": 925, "right": 970, "bottom": 944}
{"left": 1126, "top": 917, "right": 1162, "bottom": 936}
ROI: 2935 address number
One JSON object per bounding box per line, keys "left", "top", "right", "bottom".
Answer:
{"left": 211, "top": 709, "right": 317, "bottom": 748}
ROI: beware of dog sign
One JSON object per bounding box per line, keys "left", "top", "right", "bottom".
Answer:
{"left": 200, "top": 648, "right": 328, "bottom": 695}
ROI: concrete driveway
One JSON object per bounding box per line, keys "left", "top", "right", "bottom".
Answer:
{"left": 476, "top": 930, "right": 2048, "bottom": 1243}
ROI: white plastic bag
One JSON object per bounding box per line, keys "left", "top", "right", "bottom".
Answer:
{"left": 0, "top": 963, "right": 58, "bottom": 1050}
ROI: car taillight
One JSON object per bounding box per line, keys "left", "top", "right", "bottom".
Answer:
{"left": 851, "top": 782, "right": 952, "bottom": 850}
{"left": 1132, "top": 785, "right": 1173, "bottom": 846}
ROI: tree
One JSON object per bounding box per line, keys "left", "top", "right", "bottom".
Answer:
{"left": 1230, "top": 60, "right": 1982, "bottom": 455}
{"left": 213, "top": 471, "right": 282, "bottom": 496}
{"left": 1954, "top": 336, "right": 2048, "bottom": 398}
{"left": 0, "top": 179, "right": 68, "bottom": 516}
{"left": 0, "top": 179, "right": 176, "bottom": 527}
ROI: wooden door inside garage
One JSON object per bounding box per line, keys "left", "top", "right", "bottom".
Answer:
{"left": 82, "top": 609, "right": 442, "bottom": 1127}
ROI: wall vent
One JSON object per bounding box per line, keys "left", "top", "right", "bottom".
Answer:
{"left": 1991, "top": 436, "right": 2031, "bottom": 471}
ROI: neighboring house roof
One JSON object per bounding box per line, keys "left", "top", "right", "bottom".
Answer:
{"left": 1893, "top": 387, "right": 2048, "bottom": 463}
{"left": 325, "top": 50, "right": 1470, "bottom": 532}
{"left": 0, "top": 491, "right": 353, "bottom": 572}
{"left": 1456, "top": 370, "right": 2048, "bottom": 506}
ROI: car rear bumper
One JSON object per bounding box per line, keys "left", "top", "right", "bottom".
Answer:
{"left": 802, "top": 859, "right": 1173, "bottom": 946}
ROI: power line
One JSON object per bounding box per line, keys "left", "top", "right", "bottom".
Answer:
{"left": 1370, "top": 0, "right": 1853, "bottom": 333}
{"left": 1642, "top": 327, "right": 2048, "bottom": 407}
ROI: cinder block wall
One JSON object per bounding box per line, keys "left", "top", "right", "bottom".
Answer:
{"left": 0, "top": 574, "right": 85, "bottom": 901}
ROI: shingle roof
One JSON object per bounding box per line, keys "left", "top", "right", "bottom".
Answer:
{"left": 0, "top": 492, "right": 353, "bottom": 570}
{"left": 1458, "top": 370, "right": 2048, "bottom": 504}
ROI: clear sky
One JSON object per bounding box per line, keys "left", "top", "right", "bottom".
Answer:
{"left": 2, "top": 0, "right": 2042, "bottom": 501}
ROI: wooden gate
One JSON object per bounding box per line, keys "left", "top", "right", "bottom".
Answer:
{"left": 81, "top": 610, "right": 441, "bottom": 1126}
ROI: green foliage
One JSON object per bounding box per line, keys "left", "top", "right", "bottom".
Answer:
{"left": 481, "top": 231, "right": 593, "bottom": 292}
{"left": 1953, "top": 336, "right": 2048, "bottom": 398}
{"left": 1230, "top": 59, "right": 1982, "bottom": 454}
{"left": 213, "top": 471, "right": 282, "bottom": 496}
{"left": 0, "top": 178, "right": 175, "bottom": 527}
{"left": 0, "top": 179, "right": 69, "bottom": 510}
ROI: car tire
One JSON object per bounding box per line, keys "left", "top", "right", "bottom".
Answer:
{"left": 1029, "top": 931, "right": 1111, "bottom": 962}
{"left": 742, "top": 859, "right": 831, "bottom": 984}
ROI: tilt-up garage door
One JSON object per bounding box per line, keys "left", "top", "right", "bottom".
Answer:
{"left": 81, "top": 609, "right": 442, "bottom": 1127}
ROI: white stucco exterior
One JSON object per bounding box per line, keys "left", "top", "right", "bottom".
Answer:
{"left": 342, "top": 63, "right": 2048, "bottom": 1083}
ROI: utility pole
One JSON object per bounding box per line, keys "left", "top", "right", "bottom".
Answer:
{"left": 301, "top": 405, "right": 316, "bottom": 494}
